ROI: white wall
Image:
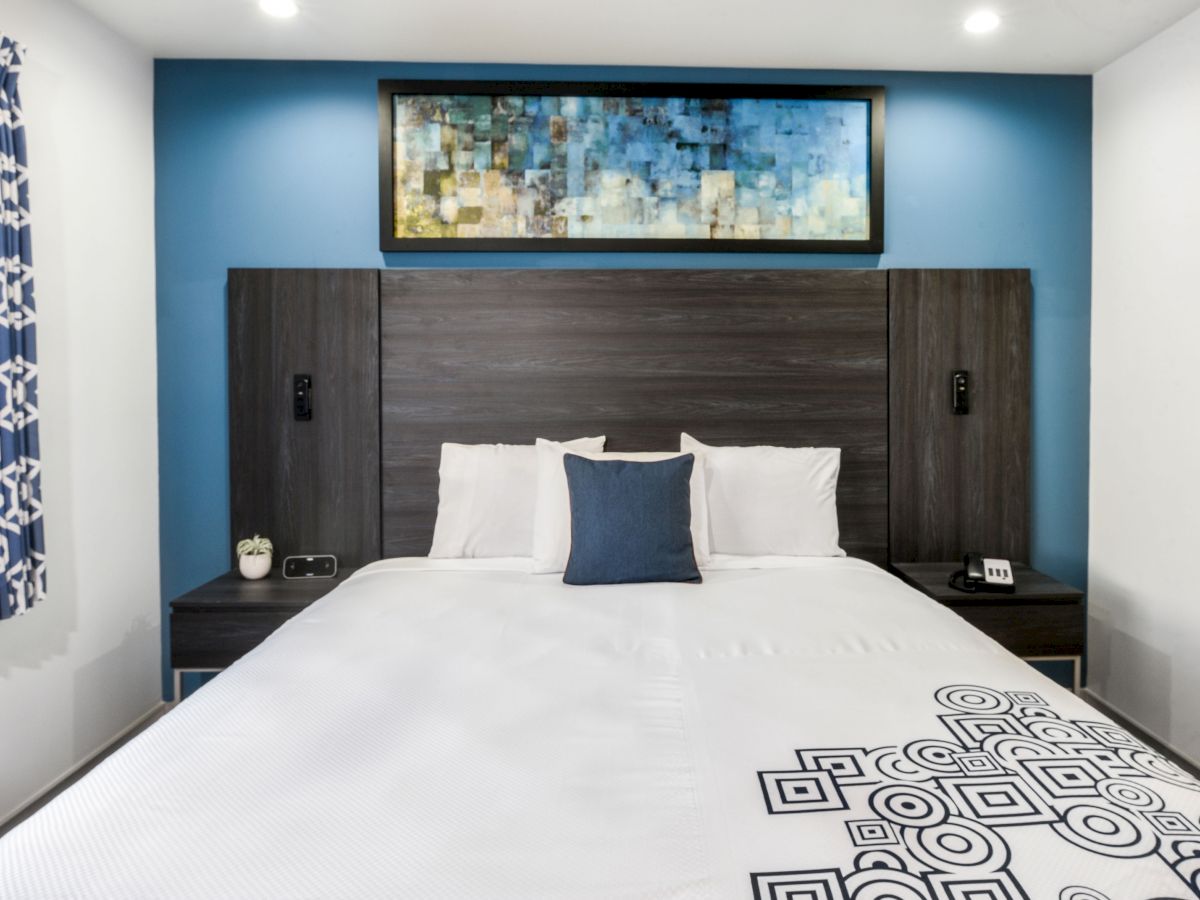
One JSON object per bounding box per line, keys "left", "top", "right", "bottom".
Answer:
{"left": 1090, "top": 7, "right": 1200, "bottom": 763}
{"left": 0, "top": 0, "right": 160, "bottom": 820}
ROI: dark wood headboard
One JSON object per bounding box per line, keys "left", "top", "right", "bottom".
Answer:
{"left": 228, "top": 267, "right": 1033, "bottom": 573}
{"left": 379, "top": 269, "right": 889, "bottom": 564}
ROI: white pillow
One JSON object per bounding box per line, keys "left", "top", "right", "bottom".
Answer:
{"left": 680, "top": 433, "right": 844, "bottom": 557}
{"left": 429, "top": 437, "right": 605, "bottom": 558}
{"left": 531, "top": 439, "right": 712, "bottom": 574}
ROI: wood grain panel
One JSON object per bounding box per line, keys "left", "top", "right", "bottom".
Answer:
{"left": 168, "top": 569, "right": 358, "bottom": 612}
{"left": 891, "top": 563, "right": 1083, "bottom": 658}
{"left": 169, "top": 571, "right": 355, "bottom": 668}
{"left": 228, "top": 269, "right": 382, "bottom": 568}
{"left": 950, "top": 605, "right": 1084, "bottom": 657}
{"left": 888, "top": 269, "right": 1031, "bottom": 563}
{"left": 170, "top": 609, "right": 302, "bottom": 669}
{"left": 380, "top": 268, "right": 888, "bottom": 563}
{"left": 892, "top": 563, "right": 1082, "bottom": 604}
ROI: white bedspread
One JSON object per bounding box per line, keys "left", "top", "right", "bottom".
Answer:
{"left": 2, "top": 558, "right": 1198, "bottom": 899}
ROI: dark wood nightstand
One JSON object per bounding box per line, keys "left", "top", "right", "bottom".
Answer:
{"left": 169, "top": 569, "right": 355, "bottom": 701}
{"left": 891, "top": 562, "right": 1085, "bottom": 691}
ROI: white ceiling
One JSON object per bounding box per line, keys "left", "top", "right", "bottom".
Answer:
{"left": 75, "top": 0, "right": 1200, "bottom": 75}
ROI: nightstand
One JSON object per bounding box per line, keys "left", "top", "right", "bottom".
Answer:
{"left": 169, "top": 569, "right": 355, "bottom": 702}
{"left": 891, "top": 562, "right": 1085, "bottom": 691}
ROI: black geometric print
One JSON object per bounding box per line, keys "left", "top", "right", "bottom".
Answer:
{"left": 752, "top": 685, "right": 1200, "bottom": 900}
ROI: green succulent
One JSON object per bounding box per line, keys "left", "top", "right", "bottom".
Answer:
{"left": 236, "top": 535, "right": 274, "bottom": 557}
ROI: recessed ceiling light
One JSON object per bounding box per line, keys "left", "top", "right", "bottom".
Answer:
{"left": 964, "top": 10, "right": 1001, "bottom": 34}
{"left": 259, "top": 0, "right": 298, "bottom": 18}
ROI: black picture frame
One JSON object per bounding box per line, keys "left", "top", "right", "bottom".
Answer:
{"left": 378, "top": 80, "right": 885, "bottom": 254}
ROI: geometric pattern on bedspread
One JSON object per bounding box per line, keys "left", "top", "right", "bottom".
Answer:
{"left": 752, "top": 685, "right": 1200, "bottom": 900}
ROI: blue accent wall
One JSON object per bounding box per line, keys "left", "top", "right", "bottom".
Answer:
{"left": 155, "top": 61, "right": 1092, "bottom": 698}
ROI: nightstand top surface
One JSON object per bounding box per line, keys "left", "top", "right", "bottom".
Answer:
{"left": 891, "top": 561, "right": 1083, "bottom": 605}
{"left": 170, "top": 569, "right": 358, "bottom": 611}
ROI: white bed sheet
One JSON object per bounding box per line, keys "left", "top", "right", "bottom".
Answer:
{"left": 2, "top": 558, "right": 1197, "bottom": 899}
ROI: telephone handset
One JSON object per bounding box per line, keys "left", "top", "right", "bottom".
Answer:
{"left": 949, "top": 553, "right": 1015, "bottom": 593}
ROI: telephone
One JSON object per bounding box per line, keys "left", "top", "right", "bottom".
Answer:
{"left": 949, "top": 553, "right": 1015, "bottom": 593}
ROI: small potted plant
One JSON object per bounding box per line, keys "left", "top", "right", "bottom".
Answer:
{"left": 236, "top": 535, "right": 273, "bottom": 580}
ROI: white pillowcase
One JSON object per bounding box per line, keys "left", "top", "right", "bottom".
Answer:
{"left": 531, "top": 439, "right": 712, "bottom": 574}
{"left": 429, "top": 437, "right": 605, "bottom": 558}
{"left": 680, "top": 433, "right": 844, "bottom": 557}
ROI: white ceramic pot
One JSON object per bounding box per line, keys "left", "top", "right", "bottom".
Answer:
{"left": 239, "top": 553, "right": 271, "bottom": 580}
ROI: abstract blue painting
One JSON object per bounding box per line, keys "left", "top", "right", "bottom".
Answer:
{"left": 380, "top": 83, "right": 883, "bottom": 251}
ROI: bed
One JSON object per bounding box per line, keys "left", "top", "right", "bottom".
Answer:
{"left": 6, "top": 267, "right": 1190, "bottom": 898}
{"left": 3, "top": 556, "right": 1198, "bottom": 898}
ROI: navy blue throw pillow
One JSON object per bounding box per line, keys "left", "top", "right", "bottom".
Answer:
{"left": 562, "top": 453, "right": 702, "bottom": 586}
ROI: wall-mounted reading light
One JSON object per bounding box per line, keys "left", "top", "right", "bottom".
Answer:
{"left": 293, "top": 374, "right": 312, "bottom": 421}
{"left": 952, "top": 370, "right": 970, "bottom": 415}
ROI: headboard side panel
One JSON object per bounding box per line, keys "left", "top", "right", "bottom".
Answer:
{"left": 380, "top": 268, "right": 888, "bottom": 564}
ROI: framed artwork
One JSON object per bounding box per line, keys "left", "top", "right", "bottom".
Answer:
{"left": 378, "top": 80, "right": 884, "bottom": 253}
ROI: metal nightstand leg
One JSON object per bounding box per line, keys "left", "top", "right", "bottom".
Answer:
{"left": 171, "top": 668, "right": 221, "bottom": 707}
{"left": 1024, "top": 655, "right": 1082, "bottom": 693}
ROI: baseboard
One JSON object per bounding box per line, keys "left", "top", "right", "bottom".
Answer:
{"left": 0, "top": 701, "right": 166, "bottom": 832}
{"left": 1081, "top": 688, "right": 1200, "bottom": 776}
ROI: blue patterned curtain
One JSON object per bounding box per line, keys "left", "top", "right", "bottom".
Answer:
{"left": 0, "top": 36, "right": 45, "bottom": 619}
